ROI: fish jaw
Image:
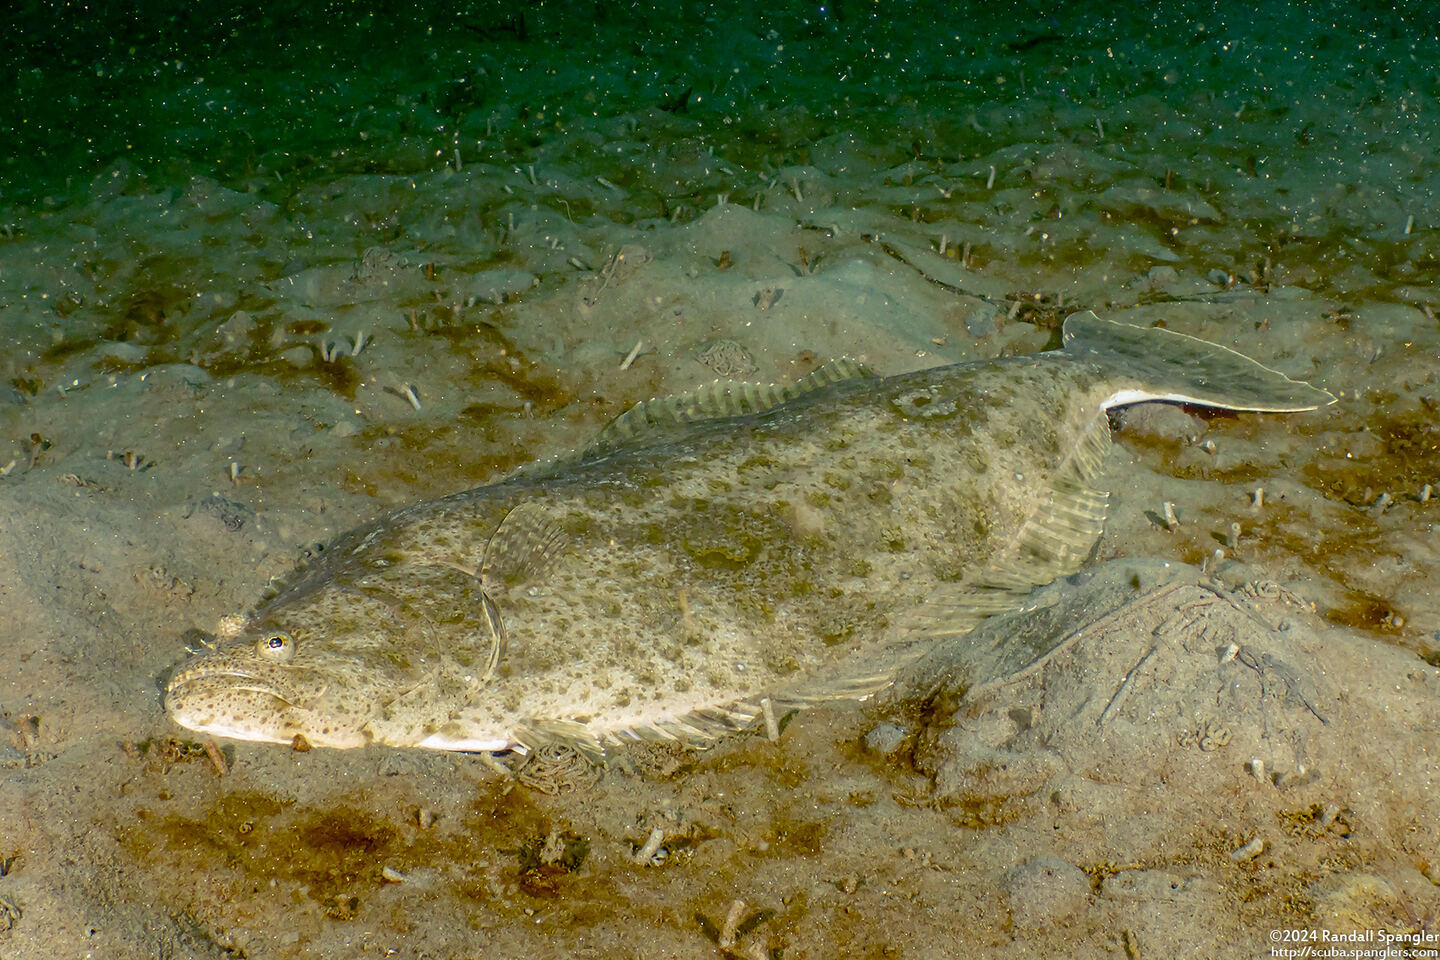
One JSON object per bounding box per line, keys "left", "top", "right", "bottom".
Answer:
{"left": 164, "top": 653, "right": 372, "bottom": 749}
{"left": 413, "top": 730, "right": 515, "bottom": 752}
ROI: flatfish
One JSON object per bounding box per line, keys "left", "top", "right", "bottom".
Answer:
{"left": 164, "top": 312, "right": 1334, "bottom": 756}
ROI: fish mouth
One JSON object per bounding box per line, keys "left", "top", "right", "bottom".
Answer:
{"left": 163, "top": 673, "right": 297, "bottom": 718}
{"left": 164, "top": 669, "right": 302, "bottom": 734}
{"left": 170, "top": 676, "right": 294, "bottom": 706}
{"left": 165, "top": 661, "right": 312, "bottom": 706}
{"left": 168, "top": 669, "right": 286, "bottom": 697}
{"left": 163, "top": 672, "right": 311, "bottom": 746}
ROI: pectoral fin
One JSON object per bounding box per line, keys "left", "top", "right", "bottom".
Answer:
{"left": 899, "top": 414, "right": 1112, "bottom": 641}
{"left": 480, "top": 501, "right": 568, "bottom": 590}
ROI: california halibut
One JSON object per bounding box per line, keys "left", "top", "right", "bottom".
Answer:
{"left": 164, "top": 312, "right": 1334, "bottom": 756}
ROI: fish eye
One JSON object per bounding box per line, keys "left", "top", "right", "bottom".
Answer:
{"left": 256, "top": 632, "right": 296, "bottom": 663}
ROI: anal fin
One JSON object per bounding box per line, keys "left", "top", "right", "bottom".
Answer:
{"left": 609, "top": 704, "right": 759, "bottom": 748}
{"left": 514, "top": 717, "right": 605, "bottom": 764}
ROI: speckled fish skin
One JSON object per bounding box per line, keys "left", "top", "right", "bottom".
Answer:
{"left": 163, "top": 313, "right": 1333, "bottom": 754}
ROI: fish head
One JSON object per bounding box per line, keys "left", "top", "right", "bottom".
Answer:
{"left": 164, "top": 628, "right": 389, "bottom": 748}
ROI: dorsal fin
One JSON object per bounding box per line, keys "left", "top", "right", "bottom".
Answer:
{"left": 591, "top": 357, "right": 872, "bottom": 456}
{"left": 514, "top": 358, "right": 873, "bottom": 480}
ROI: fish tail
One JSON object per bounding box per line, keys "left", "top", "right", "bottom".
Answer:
{"left": 1062, "top": 310, "right": 1336, "bottom": 412}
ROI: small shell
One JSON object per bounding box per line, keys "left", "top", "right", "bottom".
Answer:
{"left": 1229, "top": 837, "right": 1265, "bottom": 862}
{"left": 760, "top": 698, "right": 779, "bottom": 742}
{"left": 632, "top": 827, "right": 665, "bottom": 866}
{"left": 203, "top": 740, "right": 229, "bottom": 776}
{"left": 719, "top": 899, "right": 747, "bottom": 949}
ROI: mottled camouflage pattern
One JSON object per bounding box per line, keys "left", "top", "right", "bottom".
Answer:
{"left": 165, "top": 313, "right": 1332, "bottom": 755}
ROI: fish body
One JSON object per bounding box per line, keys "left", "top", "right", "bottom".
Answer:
{"left": 164, "top": 313, "right": 1333, "bottom": 755}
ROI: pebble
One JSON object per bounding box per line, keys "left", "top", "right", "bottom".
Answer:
{"left": 278, "top": 345, "right": 312, "bottom": 367}
{"left": 94, "top": 340, "right": 148, "bottom": 365}
{"left": 142, "top": 363, "right": 213, "bottom": 393}
{"left": 219, "top": 309, "right": 256, "bottom": 344}
{"left": 1005, "top": 857, "right": 1090, "bottom": 928}
{"left": 1145, "top": 265, "right": 1179, "bottom": 288}
{"left": 965, "top": 303, "right": 1002, "bottom": 338}
{"left": 862, "top": 722, "right": 909, "bottom": 756}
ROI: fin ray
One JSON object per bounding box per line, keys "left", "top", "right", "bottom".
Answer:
{"left": 515, "top": 358, "right": 874, "bottom": 480}
{"left": 592, "top": 357, "right": 872, "bottom": 457}
{"left": 480, "top": 501, "right": 568, "bottom": 589}
{"left": 899, "top": 415, "right": 1112, "bottom": 641}
{"left": 514, "top": 717, "right": 604, "bottom": 763}
{"left": 1062, "top": 310, "right": 1336, "bottom": 411}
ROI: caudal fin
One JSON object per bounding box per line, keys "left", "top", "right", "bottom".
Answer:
{"left": 1062, "top": 310, "right": 1336, "bottom": 412}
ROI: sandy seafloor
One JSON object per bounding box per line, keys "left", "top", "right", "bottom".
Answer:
{"left": 0, "top": 1, "right": 1438, "bottom": 957}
